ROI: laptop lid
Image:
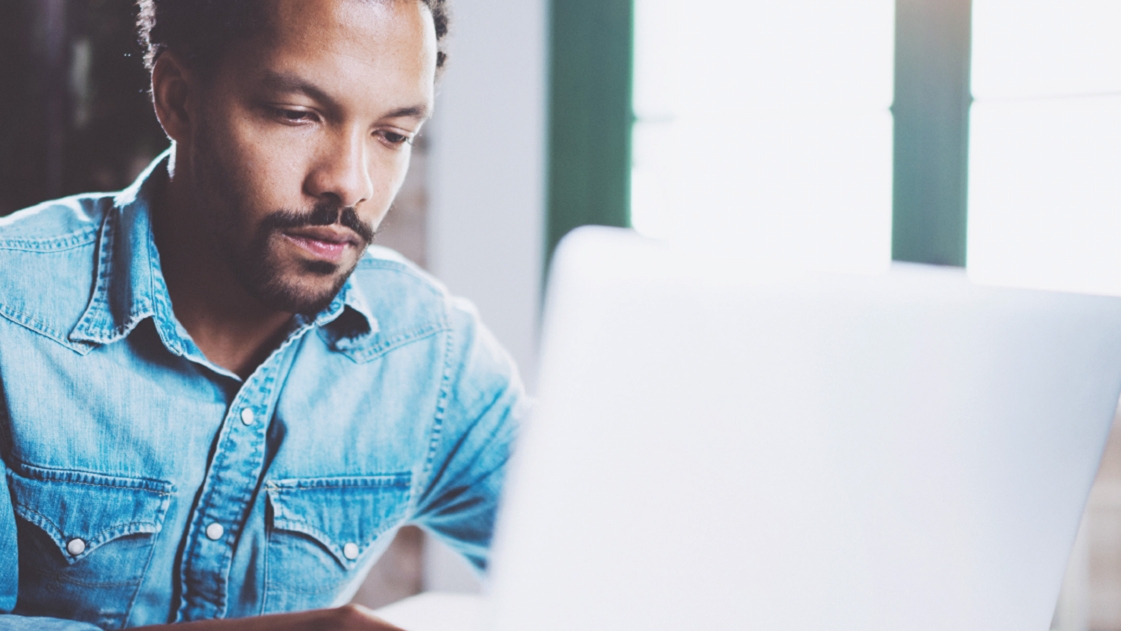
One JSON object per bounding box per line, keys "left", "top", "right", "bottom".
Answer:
{"left": 486, "top": 227, "right": 1121, "bottom": 631}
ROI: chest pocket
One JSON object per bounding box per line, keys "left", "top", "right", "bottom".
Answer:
{"left": 263, "top": 474, "right": 412, "bottom": 613}
{"left": 7, "top": 464, "right": 174, "bottom": 630}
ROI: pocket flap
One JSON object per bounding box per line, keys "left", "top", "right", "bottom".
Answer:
{"left": 7, "top": 464, "right": 174, "bottom": 563}
{"left": 266, "top": 474, "right": 412, "bottom": 567}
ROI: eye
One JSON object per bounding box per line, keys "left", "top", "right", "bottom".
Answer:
{"left": 377, "top": 130, "right": 414, "bottom": 147}
{"left": 269, "top": 107, "right": 318, "bottom": 124}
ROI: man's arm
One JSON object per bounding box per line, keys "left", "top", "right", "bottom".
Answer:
{"left": 131, "top": 604, "right": 403, "bottom": 631}
{"left": 0, "top": 425, "right": 16, "bottom": 613}
{"left": 409, "top": 299, "right": 528, "bottom": 570}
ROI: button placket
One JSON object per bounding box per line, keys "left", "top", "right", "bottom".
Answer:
{"left": 175, "top": 320, "right": 315, "bottom": 622}
{"left": 177, "top": 359, "right": 288, "bottom": 620}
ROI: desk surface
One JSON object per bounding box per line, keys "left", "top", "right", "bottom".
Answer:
{"left": 376, "top": 592, "right": 485, "bottom": 631}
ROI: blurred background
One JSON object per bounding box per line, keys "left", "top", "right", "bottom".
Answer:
{"left": 2, "top": 0, "right": 1120, "bottom": 628}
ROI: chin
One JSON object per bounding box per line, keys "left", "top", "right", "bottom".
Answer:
{"left": 263, "top": 278, "right": 349, "bottom": 316}
{"left": 228, "top": 231, "right": 365, "bottom": 315}
{"left": 236, "top": 259, "right": 355, "bottom": 316}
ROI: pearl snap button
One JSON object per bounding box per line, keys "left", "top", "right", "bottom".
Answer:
{"left": 240, "top": 409, "right": 255, "bottom": 426}
{"left": 206, "top": 523, "right": 225, "bottom": 540}
{"left": 343, "top": 542, "right": 360, "bottom": 560}
{"left": 66, "top": 538, "right": 86, "bottom": 556}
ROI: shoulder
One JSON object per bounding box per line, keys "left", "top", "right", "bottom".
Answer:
{"left": 357, "top": 247, "right": 516, "bottom": 370}
{"left": 338, "top": 247, "right": 500, "bottom": 365}
{"left": 351, "top": 245, "right": 481, "bottom": 331}
{"left": 354, "top": 245, "right": 449, "bottom": 301}
{"left": 0, "top": 194, "right": 112, "bottom": 345}
{"left": 0, "top": 194, "right": 110, "bottom": 248}
{"left": 353, "top": 249, "right": 526, "bottom": 411}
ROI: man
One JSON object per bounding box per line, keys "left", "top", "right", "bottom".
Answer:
{"left": 0, "top": 0, "right": 526, "bottom": 629}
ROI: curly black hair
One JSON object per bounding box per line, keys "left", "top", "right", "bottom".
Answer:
{"left": 136, "top": 0, "right": 449, "bottom": 75}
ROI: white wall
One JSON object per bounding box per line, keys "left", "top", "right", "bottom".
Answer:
{"left": 423, "top": 0, "right": 548, "bottom": 592}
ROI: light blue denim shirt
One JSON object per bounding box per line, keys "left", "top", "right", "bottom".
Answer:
{"left": 0, "top": 157, "right": 525, "bottom": 629}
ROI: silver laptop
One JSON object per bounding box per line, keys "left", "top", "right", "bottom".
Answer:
{"left": 483, "top": 227, "right": 1121, "bottom": 631}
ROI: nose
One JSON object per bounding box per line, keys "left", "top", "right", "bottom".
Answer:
{"left": 304, "top": 129, "right": 374, "bottom": 209}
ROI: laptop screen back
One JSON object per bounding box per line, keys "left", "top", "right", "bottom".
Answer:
{"left": 488, "top": 227, "right": 1121, "bottom": 631}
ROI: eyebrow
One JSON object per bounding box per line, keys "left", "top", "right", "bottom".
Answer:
{"left": 260, "top": 71, "right": 336, "bottom": 107}
{"left": 259, "top": 70, "right": 431, "bottom": 121}
{"left": 383, "top": 104, "right": 431, "bottom": 121}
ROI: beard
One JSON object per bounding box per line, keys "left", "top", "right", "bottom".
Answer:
{"left": 192, "top": 122, "right": 377, "bottom": 316}
{"left": 233, "top": 201, "right": 376, "bottom": 315}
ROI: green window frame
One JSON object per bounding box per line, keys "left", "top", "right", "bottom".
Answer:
{"left": 547, "top": 0, "right": 974, "bottom": 269}
{"left": 892, "top": 0, "right": 973, "bottom": 267}
{"left": 546, "top": 0, "right": 634, "bottom": 263}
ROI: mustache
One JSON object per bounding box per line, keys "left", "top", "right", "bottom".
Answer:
{"left": 260, "top": 201, "right": 376, "bottom": 245}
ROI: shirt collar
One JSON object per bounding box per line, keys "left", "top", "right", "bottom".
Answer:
{"left": 67, "top": 151, "right": 379, "bottom": 357}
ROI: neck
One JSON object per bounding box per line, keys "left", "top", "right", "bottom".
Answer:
{"left": 153, "top": 150, "right": 293, "bottom": 379}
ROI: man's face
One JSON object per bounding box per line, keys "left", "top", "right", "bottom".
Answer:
{"left": 187, "top": 0, "right": 436, "bottom": 314}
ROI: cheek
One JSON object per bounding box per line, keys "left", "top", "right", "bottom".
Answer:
{"left": 373, "top": 149, "right": 413, "bottom": 201}
{"left": 261, "top": 156, "right": 310, "bottom": 209}
{"left": 213, "top": 102, "right": 303, "bottom": 191}
{"left": 358, "top": 149, "right": 413, "bottom": 231}
{"left": 228, "top": 129, "right": 311, "bottom": 210}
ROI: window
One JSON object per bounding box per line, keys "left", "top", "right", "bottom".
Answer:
{"left": 631, "top": 0, "right": 895, "bottom": 273}
{"left": 967, "top": 1, "right": 1121, "bottom": 295}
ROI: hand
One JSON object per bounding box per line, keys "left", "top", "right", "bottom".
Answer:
{"left": 134, "top": 604, "right": 407, "bottom": 630}
{"left": 295, "top": 605, "right": 408, "bottom": 631}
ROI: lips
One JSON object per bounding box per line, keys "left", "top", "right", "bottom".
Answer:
{"left": 282, "top": 227, "right": 359, "bottom": 263}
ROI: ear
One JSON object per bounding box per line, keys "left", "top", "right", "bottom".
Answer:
{"left": 151, "top": 51, "right": 198, "bottom": 144}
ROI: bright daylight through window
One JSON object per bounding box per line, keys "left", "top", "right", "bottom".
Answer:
{"left": 630, "top": 0, "right": 894, "bottom": 273}
{"left": 967, "top": 0, "right": 1121, "bottom": 296}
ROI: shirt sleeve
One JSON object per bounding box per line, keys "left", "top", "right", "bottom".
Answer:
{"left": 1, "top": 410, "right": 101, "bottom": 630}
{"left": 408, "top": 299, "right": 530, "bottom": 573}
{"left": 0, "top": 450, "right": 18, "bottom": 614}
{"left": 0, "top": 616, "right": 103, "bottom": 630}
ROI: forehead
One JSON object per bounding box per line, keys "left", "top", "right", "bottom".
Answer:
{"left": 231, "top": 0, "right": 437, "bottom": 108}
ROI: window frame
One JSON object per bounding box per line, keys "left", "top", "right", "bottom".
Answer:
{"left": 546, "top": 0, "right": 974, "bottom": 268}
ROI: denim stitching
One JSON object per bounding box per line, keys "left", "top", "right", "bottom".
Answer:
{"left": 121, "top": 511, "right": 168, "bottom": 625}
{"left": 265, "top": 474, "right": 411, "bottom": 490}
{"left": 0, "top": 228, "right": 99, "bottom": 252}
{"left": 416, "top": 319, "right": 454, "bottom": 513}
{"left": 266, "top": 487, "right": 409, "bottom": 569}
{"left": 13, "top": 463, "right": 176, "bottom": 494}
{"left": 71, "top": 210, "right": 117, "bottom": 341}
{"left": 338, "top": 324, "right": 449, "bottom": 364}
{"left": 0, "top": 305, "right": 69, "bottom": 345}
{"left": 13, "top": 505, "right": 162, "bottom": 556}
